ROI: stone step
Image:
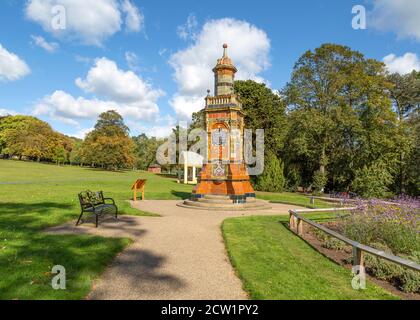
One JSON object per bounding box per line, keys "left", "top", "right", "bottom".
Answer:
{"left": 243, "top": 201, "right": 272, "bottom": 209}
{"left": 203, "top": 195, "right": 231, "bottom": 200}
{"left": 184, "top": 200, "right": 238, "bottom": 208}
{"left": 181, "top": 199, "right": 272, "bottom": 211}
{"left": 198, "top": 198, "right": 234, "bottom": 204}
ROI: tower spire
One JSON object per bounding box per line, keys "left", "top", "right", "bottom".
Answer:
{"left": 213, "top": 43, "right": 237, "bottom": 96}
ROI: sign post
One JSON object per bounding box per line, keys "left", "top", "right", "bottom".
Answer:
{"left": 131, "top": 179, "right": 147, "bottom": 201}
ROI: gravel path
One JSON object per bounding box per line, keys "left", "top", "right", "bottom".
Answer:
{"left": 47, "top": 200, "right": 304, "bottom": 300}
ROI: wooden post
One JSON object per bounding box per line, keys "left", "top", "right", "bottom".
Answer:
{"left": 297, "top": 218, "right": 303, "bottom": 236}
{"left": 133, "top": 186, "right": 137, "bottom": 202}
{"left": 310, "top": 196, "right": 315, "bottom": 205}
{"left": 141, "top": 185, "right": 145, "bottom": 200}
{"left": 289, "top": 212, "right": 295, "bottom": 230}
{"left": 352, "top": 246, "right": 364, "bottom": 268}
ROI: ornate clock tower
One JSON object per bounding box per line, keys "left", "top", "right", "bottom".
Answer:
{"left": 181, "top": 44, "right": 270, "bottom": 210}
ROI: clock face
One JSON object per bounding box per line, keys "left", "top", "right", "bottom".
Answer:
{"left": 212, "top": 128, "right": 228, "bottom": 146}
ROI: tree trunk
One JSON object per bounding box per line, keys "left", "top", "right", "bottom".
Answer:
{"left": 320, "top": 147, "right": 325, "bottom": 190}
{"left": 400, "top": 152, "right": 405, "bottom": 194}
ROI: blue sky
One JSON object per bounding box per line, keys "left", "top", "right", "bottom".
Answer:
{"left": 0, "top": 0, "right": 419, "bottom": 138}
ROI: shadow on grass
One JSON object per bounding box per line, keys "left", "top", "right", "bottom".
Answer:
{"left": 0, "top": 202, "right": 76, "bottom": 232}
{"left": 0, "top": 201, "right": 183, "bottom": 299}
{"left": 171, "top": 190, "right": 191, "bottom": 200}
{"left": 82, "top": 167, "right": 127, "bottom": 173}
{"left": 0, "top": 233, "right": 131, "bottom": 299}
{"left": 156, "top": 173, "right": 178, "bottom": 179}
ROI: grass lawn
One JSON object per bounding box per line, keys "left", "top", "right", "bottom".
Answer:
{"left": 256, "top": 191, "right": 334, "bottom": 209}
{"left": 222, "top": 214, "right": 398, "bottom": 300}
{"left": 0, "top": 159, "right": 193, "bottom": 299}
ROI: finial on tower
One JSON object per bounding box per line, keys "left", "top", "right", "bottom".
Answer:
{"left": 223, "top": 43, "right": 228, "bottom": 57}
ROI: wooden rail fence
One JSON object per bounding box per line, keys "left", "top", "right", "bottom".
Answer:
{"left": 289, "top": 208, "right": 420, "bottom": 272}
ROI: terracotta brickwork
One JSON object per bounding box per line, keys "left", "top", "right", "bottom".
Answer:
{"left": 192, "top": 44, "right": 256, "bottom": 201}
{"left": 207, "top": 112, "right": 229, "bottom": 119}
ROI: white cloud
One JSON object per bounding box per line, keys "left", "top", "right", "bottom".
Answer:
{"left": 72, "top": 127, "right": 94, "bottom": 139}
{"left": 121, "top": 0, "right": 144, "bottom": 32}
{"left": 169, "top": 95, "right": 204, "bottom": 122}
{"left": 75, "top": 57, "right": 164, "bottom": 104}
{"left": 0, "top": 44, "right": 31, "bottom": 82}
{"left": 158, "top": 48, "right": 168, "bottom": 57}
{"left": 0, "top": 108, "right": 18, "bottom": 116}
{"left": 25, "top": 0, "right": 143, "bottom": 46}
{"left": 74, "top": 55, "right": 93, "bottom": 65}
{"left": 34, "top": 58, "right": 165, "bottom": 125}
{"left": 146, "top": 125, "right": 173, "bottom": 139}
{"left": 168, "top": 18, "right": 271, "bottom": 120}
{"left": 383, "top": 53, "right": 420, "bottom": 74}
{"left": 177, "top": 14, "right": 198, "bottom": 41}
{"left": 125, "top": 51, "right": 139, "bottom": 71}
{"left": 31, "top": 35, "right": 59, "bottom": 53}
{"left": 127, "top": 115, "right": 177, "bottom": 138}
{"left": 370, "top": 0, "right": 420, "bottom": 41}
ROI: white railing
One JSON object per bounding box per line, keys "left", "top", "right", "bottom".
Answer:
{"left": 206, "top": 95, "right": 238, "bottom": 107}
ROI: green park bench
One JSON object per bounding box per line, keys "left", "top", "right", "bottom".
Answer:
{"left": 76, "top": 190, "right": 118, "bottom": 227}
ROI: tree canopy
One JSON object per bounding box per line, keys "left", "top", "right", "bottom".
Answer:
{"left": 0, "top": 115, "right": 75, "bottom": 164}
{"left": 282, "top": 43, "right": 404, "bottom": 196}
{"left": 79, "top": 110, "right": 135, "bottom": 170}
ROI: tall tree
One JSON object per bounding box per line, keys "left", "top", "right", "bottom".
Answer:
{"left": 234, "top": 80, "right": 287, "bottom": 155}
{"left": 387, "top": 71, "right": 420, "bottom": 193}
{"left": 80, "top": 110, "right": 135, "bottom": 170}
{"left": 283, "top": 44, "right": 399, "bottom": 194}
{"left": 405, "top": 109, "right": 420, "bottom": 196}
{"left": 0, "top": 115, "right": 72, "bottom": 162}
{"left": 133, "top": 134, "right": 161, "bottom": 170}
{"left": 388, "top": 71, "right": 420, "bottom": 121}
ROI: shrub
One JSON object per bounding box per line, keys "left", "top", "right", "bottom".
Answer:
{"left": 341, "top": 198, "right": 420, "bottom": 255}
{"left": 364, "top": 243, "right": 420, "bottom": 293}
{"left": 311, "top": 227, "right": 329, "bottom": 241}
{"left": 352, "top": 161, "right": 393, "bottom": 198}
{"left": 400, "top": 269, "right": 420, "bottom": 293}
{"left": 310, "top": 227, "right": 347, "bottom": 251}
{"left": 255, "top": 152, "right": 285, "bottom": 192}
{"left": 341, "top": 214, "right": 377, "bottom": 245}
{"left": 364, "top": 243, "right": 403, "bottom": 281}
{"left": 322, "top": 238, "right": 346, "bottom": 251}
{"left": 312, "top": 170, "right": 327, "bottom": 193}
{"left": 285, "top": 165, "right": 301, "bottom": 192}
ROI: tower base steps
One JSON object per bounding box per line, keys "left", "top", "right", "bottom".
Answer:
{"left": 178, "top": 195, "right": 272, "bottom": 211}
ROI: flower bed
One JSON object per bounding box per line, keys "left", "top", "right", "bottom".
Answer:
{"left": 308, "top": 196, "right": 420, "bottom": 294}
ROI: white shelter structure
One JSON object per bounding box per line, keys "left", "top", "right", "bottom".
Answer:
{"left": 179, "top": 151, "right": 204, "bottom": 184}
